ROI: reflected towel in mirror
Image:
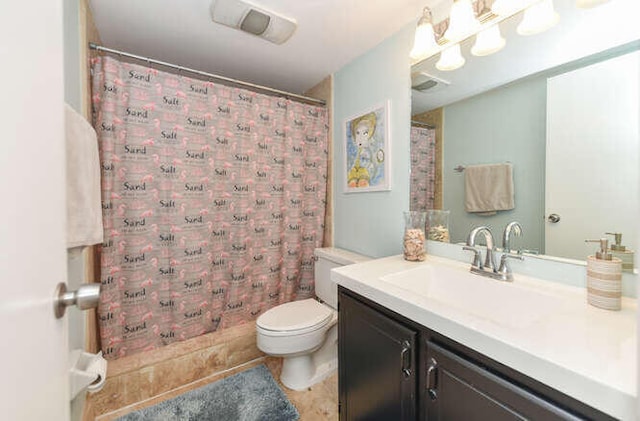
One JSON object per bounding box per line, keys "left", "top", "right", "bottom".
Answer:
{"left": 464, "top": 163, "right": 514, "bottom": 215}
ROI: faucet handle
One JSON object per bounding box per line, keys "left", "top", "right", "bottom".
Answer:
{"left": 498, "top": 253, "right": 524, "bottom": 281}
{"left": 463, "top": 246, "right": 483, "bottom": 269}
{"left": 501, "top": 253, "right": 524, "bottom": 263}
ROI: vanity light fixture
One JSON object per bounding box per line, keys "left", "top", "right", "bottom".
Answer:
{"left": 410, "top": 7, "right": 437, "bottom": 61}
{"left": 517, "top": 0, "right": 560, "bottom": 36}
{"left": 472, "top": 25, "right": 506, "bottom": 56}
{"left": 410, "top": 0, "right": 572, "bottom": 71}
{"left": 436, "top": 44, "right": 466, "bottom": 71}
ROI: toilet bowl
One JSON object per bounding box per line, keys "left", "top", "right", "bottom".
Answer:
{"left": 256, "top": 247, "right": 370, "bottom": 390}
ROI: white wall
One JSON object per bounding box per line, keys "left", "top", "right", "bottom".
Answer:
{"left": 332, "top": 23, "right": 413, "bottom": 258}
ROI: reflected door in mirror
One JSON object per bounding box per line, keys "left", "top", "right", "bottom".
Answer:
{"left": 545, "top": 51, "right": 639, "bottom": 261}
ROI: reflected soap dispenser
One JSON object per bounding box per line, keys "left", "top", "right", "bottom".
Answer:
{"left": 605, "top": 232, "right": 635, "bottom": 273}
{"left": 585, "top": 238, "right": 622, "bottom": 311}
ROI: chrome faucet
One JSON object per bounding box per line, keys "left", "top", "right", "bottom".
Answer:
{"left": 502, "top": 221, "right": 522, "bottom": 254}
{"left": 464, "top": 226, "right": 524, "bottom": 281}
{"left": 466, "top": 226, "right": 497, "bottom": 272}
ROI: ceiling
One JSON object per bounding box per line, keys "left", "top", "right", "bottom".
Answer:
{"left": 89, "top": 0, "right": 440, "bottom": 94}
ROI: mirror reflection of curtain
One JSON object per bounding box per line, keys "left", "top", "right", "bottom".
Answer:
{"left": 410, "top": 125, "right": 436, "bottom": 212}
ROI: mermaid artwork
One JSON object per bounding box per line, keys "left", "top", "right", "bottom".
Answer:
{"left": 347, "top": 112, "right": 385, "bottom": 189}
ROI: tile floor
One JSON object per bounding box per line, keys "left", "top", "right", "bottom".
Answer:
{"left": 265, "top": 357, "right": 339, "bottom": 421}
{"left": 97, "top": 356, "right": 338, "bottom": 421}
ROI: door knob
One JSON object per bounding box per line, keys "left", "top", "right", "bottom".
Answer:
{"left": 54, "top": 282, "right": 101, "bottom": 319}
{"left": 547, "top": 213, "right": 561, "bottom": 223}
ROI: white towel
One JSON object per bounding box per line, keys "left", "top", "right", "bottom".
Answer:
{"left": 464, "top": 163, "right": 514, "bottom": 214}
{"left": 65, "top": 103, "right": 104, "bottom": 248}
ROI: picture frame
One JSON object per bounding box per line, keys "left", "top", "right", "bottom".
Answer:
{"left": 343, "top": 101, "right": 391, "bottom": 193}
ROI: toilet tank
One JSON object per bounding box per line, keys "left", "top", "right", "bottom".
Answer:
{"left": 314, "top": 247, "right": 371, "bottom": 309}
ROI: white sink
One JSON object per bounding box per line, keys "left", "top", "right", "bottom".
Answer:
{"left": 379, "top": 260, "right": 563, "bottom": 329}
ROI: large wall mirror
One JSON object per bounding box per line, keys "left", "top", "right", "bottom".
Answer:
{"left": 410, "top": 0, "right": 639, "bottom": 264}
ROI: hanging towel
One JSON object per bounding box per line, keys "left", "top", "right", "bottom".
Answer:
{"left": 464, "top": 163, "right": 514, "bottom": 215}
{"left": 65, "top": 103, "right": 104, "bottom": 248}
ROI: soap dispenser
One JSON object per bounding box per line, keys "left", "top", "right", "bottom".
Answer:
{"left": 585, "top": 238, "right": 622, "bottom": 311}
{"left": 605, "top": 232, "right": 635, "bottom": 273}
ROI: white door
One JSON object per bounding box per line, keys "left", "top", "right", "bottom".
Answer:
{"left": 0, "top": 1, "right": 69, "bottom": 420}
{"left": 545, "top": 51, "right": 639, "bottom": 261}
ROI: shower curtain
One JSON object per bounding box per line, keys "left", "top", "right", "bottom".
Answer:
{"left": 92, "top": 56, "right": 328, "bottom": 359}
{"left": 409, "top": 125, "right": 436, "bottom": 211}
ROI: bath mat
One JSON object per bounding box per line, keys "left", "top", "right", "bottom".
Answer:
{"left": 117, "top": 364, "right": 299, "bottom": 421}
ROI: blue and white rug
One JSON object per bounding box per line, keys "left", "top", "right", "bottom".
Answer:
{"left": 117, "top": 364, "right": 299, "bottom": 421}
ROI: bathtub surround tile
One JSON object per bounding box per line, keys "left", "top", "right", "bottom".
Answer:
{"left": 88, "top": 375, "right": 128, "bottom": 416}
{"left": 199, "top": 343, "right": 228, "bottom": 374}
{"left": 226, "top": 329, "right": 264, "bottom": 368}
{"left": 86, "top": 322, "right": 264, "bottom": 419}
{"left": 105, "top": 322, "right": 250, "bottom": 378}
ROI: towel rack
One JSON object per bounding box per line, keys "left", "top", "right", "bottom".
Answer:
{"left": 454, "top": 162, "right": 511, "bottom": 173}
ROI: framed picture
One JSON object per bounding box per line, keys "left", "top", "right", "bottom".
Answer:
{"left": 344, "top": 101, "right": 391, "bottom": 193}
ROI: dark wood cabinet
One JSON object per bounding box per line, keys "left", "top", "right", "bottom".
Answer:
{"left": 424, "top": 341, "right": 580, "bottom": 420}
{"left": 338, "top": 286, "right": 615, "bottom": 421}
{"left": 339, "top": 288, "right": 418, "bottom": 421}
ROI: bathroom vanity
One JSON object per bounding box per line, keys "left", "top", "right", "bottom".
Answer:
{"left": 334, "top": 254, "right": 636, "bottom": 420}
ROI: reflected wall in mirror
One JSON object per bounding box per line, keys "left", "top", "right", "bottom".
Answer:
{"left": 409, "top": 0, "right": 639, "bottom": 263}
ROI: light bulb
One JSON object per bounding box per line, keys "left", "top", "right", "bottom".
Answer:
{"left": 444, "top": 0, "right": 481, "bottom": 42}
{"left": 517, "top": 0, "right": 559, "bottom": 36}
{"left": 436, "top": 44, "right": 465, "bottom": 71}
{"left": 472, "top": 25, "right": 506, "bottom": 56}
{"left": 410, "top": 8, "right": 437, "bottom": 60}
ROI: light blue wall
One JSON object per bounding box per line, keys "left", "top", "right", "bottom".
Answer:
{"left": 442, "top": 77, "right": 547, "bottom": 252}
{"left": 333, "top": 23, "right": 413, "bottom": 258}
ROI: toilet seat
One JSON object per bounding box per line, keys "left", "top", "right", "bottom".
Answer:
{"left": 257, "top": 299, "right": 333, "bottom": 336}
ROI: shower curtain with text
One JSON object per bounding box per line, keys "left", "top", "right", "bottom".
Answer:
{"left": 92, "top": 56, "right": 328, "bottom": 359}
{"left": 410, "top": 126, "right": 436, "bottom": 211}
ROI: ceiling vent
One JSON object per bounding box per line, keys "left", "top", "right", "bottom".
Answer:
{"left": 411, "top": 72, "right": 450, "bottom": 93}
{"left": 210, "top": 0, "right": 297, "bottom": 45}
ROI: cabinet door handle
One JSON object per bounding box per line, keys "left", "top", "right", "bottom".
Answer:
{"left": 401, "top": 340, "right": 412, "bottom": 378}
{"left": 426, "top": 357, "right": 438, "bottom": 400}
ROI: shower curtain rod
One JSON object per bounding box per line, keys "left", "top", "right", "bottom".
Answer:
{"left": 411, "top": 120, "right": 435, "bottom": 129}
{"left": 89, "top": 43, "right": 326, "bottom": 106}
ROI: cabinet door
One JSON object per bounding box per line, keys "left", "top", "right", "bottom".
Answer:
{"left": 425, "top": 341, "right": 580, "bottom": 421}
{"left": 339, "top": 290, "right": 418, "bottom": 421}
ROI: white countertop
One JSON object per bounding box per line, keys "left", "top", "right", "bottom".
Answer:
{"left": 332, "top": 254, "right": 637, "bottom": 420}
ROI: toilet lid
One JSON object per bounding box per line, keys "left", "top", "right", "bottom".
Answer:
{"left": 257, "top": 299, "right": 333, "bottom": 333}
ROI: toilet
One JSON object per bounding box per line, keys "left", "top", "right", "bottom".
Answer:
{"left": 256, "top": 247, "right": 370, "bottom": 390}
